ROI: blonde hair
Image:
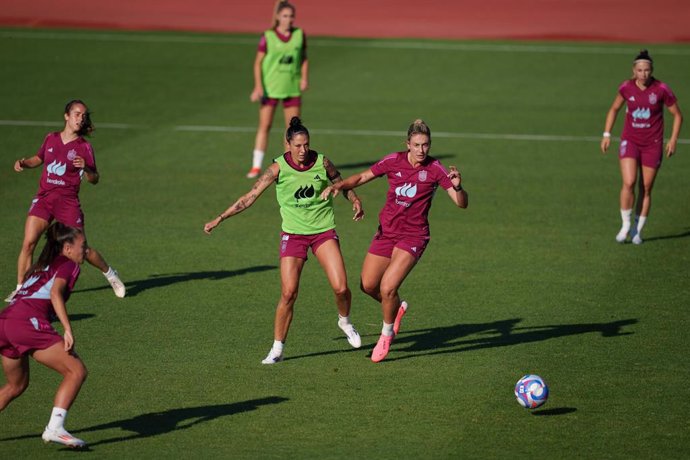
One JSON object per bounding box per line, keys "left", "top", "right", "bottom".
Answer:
{"left": 272, "top": 1, "right": 295, "bottom": 28}
{"left": 407, "top": 119, "right": 431, "bottom": 142}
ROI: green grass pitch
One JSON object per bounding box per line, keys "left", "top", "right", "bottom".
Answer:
{"left": 0, "top": 29, "right": 689, "bottom": 458}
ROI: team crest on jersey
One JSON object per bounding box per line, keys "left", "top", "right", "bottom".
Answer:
{"left": 67, "top": 149, "right": 78, "bottom": 161}
{"left": 418, "top": 170, "right": 427, "bottom": 182}
{"left": 648, "top": 93, "right": 657, "bottom": 105}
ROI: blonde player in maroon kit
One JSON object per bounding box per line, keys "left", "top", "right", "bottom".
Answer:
{"left": 321, "top": 119, "right": 468, "bottom": 363}
{"left": 7, "top": 100, "right": 125, "bottom": 302}
{"left": 601, "top": 49, "right": 683, "bottom": 244}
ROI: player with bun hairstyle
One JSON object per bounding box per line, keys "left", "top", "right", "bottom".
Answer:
{"left": 205, "top": 117, "right": 364, "bottom": 364}
{"left": 0, "top": 222, "right": 89, "bottom": 448}
{"left": 601, "top": 49, "right": 683, "bottom": 244}
{"left": 246, "top": 0, "right": 309, "bottom": 179}
{"left": 7, "top": 100, "right": 125, "bottom": 302}
{"left": 321, "top": 119, "right": 468, "bottom": 363}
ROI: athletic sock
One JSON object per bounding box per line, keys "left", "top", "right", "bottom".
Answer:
{"left": 620, "top": 209, "right": 632, "bottom": 229}
{"left": 103, "top": 267, "right": 115, "bottom": 279}
{"left": 47, "top": 407, "right": 67, "bottom": 430}
{"left": 15, "top": 283, "right": 22, "bottom": 291}
{"left": 252, "top": 149, "right": 265, "bottom": 169}
{"left": 636, "top": 215, "right": 647, "bottom": 237}
{"left": 338, "top": 315, "right": 352, "bottom": 327}
{"left": 272, "top": 340, "right": 284, "bottom": 354}
{"left": 381, "top": 322, "right": 394, "bottom": 337}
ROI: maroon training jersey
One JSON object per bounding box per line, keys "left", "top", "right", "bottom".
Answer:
{"left": 619, "top": 79, "right": 677, "bottom": 146}
{"left": 36, "top": 132, "right": 96, "bottom": 197}
{"left": 370, "top": 151, "right": 453, "bottom": 238}
{"left": 0, "top": 255, "right": 80, "bottom": 321}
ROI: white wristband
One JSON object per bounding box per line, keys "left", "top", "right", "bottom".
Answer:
{"left": 602, "top": 132, "right": 611, "bottom": 138}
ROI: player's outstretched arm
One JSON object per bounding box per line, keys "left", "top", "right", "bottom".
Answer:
{"left": 204, "top": 163, "right": 279, "bottom": 234}
{"left": 320, "top": 169, "right": 376, "bottom": 201}
{"left": 323, "top": 157, "right": 364, "bottom": 221}
{"left": 14, "top": 155, "right": 42, "bottom": 172}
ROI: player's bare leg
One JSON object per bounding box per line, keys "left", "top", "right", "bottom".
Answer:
{"left": 314, "top": 240, "right": 361, "bottom": 348}
{"left": 0, "top": 355, "right": 30, "bottom": 411}
{"left": 249, "top": 104, "right": 276, "bottom": 178}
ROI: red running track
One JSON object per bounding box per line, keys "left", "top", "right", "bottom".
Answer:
{"left": 1, "top": 0, "right": 689, "bottom": 43}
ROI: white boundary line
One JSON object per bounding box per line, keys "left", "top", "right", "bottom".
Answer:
{"left": 2, "top": 120, "right": 688, "bottom": 144}
{"left": 2, "top": 30, "right": 689, "bottom": 55}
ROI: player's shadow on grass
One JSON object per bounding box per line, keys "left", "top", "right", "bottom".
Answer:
{"left": 385, "top": 318, "right": 637, "bottom": 361}
{"left": 644, "top": 229, "right": 690, "bottom": 242}
{"left": 75, "top": 266, "right": 277, "bottom": 297}
{"left": 0, "top": 397, "right": 288, "bottom": 448}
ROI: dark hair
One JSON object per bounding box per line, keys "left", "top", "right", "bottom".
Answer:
{"left": 407, "top": 119, "right": 432, "bottom": 143}
{"left": 634, "top": 49, "right": 653, "bottom": 65}
{"left": 272, "top": 1, "right": 295, "bottom": 28}
{"left": 64, "top": 99, "right": 94, "bottom": 137}
{"left": 286, "top": 116, "right": 309, "bottom": 143}
{"left": 25, "top": 222, "right": 83, "bottom": 280}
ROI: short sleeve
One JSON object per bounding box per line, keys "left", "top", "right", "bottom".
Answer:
{"left": 36, "top": 133, "right": 51, "bottom": 161}
{"left": 83, "top": 142, "right": 97, "bottom": 170}
{"left": 258, "top": 34, "right": 267, "bottom": 53}
{"left": 55, "top": 259, "right": 80, "bottom": 285}
{"left": 370, "top": 153, "right": 398, "bottom": 177}
{"left": 661, "top": 83, "right": 678, "bottom": 107}
{"left": 432, "top": 161, "right": 454, "bottom": 190}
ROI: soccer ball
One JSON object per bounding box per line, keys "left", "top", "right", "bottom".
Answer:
{"left": 514, "top": 374, "right": 549, "bottom": 409}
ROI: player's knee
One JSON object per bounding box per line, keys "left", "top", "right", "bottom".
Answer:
{"left": 359, "top": 280, "right": 377, "bottom": 297}
{"left": 379, "top": 284, "right": 399, "bottom": 301}
{"left": 280, "top": 288, "right": 299, "bottom": 304}
{"left": 332, "top": 285, "right": 350, "bottom": 299}
{"left": 6, "top": 379, "right": 29, "bottom": 399}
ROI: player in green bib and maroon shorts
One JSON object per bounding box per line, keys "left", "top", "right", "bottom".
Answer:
{"left": 205, "top": 117, "right": 364, "bottom": 364}
{"left": 247, "top": 1, "right": 309, "bottom": 179}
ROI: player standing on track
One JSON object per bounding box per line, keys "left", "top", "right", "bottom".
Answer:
{"left": 0, "top": 222, "right": 89, "bottom": 448}
{"left": 321, "top": 119, "right": 468, "bottom": 363}
{"left": 601, "top": 49, "right": 683, "bottom": 244}
{"left": 7, "top": 100, "right": 125, "bottom": 302}
{"left": 205, "top": 117, "right": 364, "bottom": 364}
{"left": 246, "top": 0, "right": 309, "bottom": 179}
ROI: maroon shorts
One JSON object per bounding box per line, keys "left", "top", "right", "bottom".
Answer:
{"left": 368, "top": 228, "right": 429, "bottom": 260}
{"left": 279, "top": 229, "right": 339, "bottom": 260}
{"left": 0, "top": 317, "right": 62, "bottom": 359}
{"left": 619, "top": 139, "right": 663, "bottom": 169}
{"left": 28, "top": 193, "right": 84, "bottom": 228}
{"left": 261, "top": 96, "right": 302, "bottom": 108}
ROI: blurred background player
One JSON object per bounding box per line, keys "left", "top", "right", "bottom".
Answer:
{"left": 205, "top": 117, "right": 363, "bottom": 364}
{"left": 0, "top": 222, "right": 90, "bottom": 448}
{"left": 247, "top": 0, "right": 309, "bottom": 178}
{"left": 6, "top": 100, "right": 125, "bottom": 302}
{"left": 321, "top": 119, "right": 468, "bottom": 363}
{"left": 601, "top": 49, "right": 683, "bottom": 244}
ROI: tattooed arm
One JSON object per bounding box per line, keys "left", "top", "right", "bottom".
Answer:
{"left": 203, "top": 163, "right": 279, "bottom": 233}
{"left": 323, "top": 156, "right": 364, "bottom": 221}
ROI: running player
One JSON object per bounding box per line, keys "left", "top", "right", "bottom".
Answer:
{"left": 6, "top": 100, "right": 125, "bottom": 302}
{"left": 601, "top": 49, "right": 683, "bottom": 244}
{"left": 0, "top": 222, "right": 89, "bottom": 448}
{"left": 246, "top": 0, "right": 309, "bottom": 178}
{"left": 205, "top": 117, "right": 364, "bottom": 364}
{"left": 321, "top": 119, "right": 468, "bottom": 363}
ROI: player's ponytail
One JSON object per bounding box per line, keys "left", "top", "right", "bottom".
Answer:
{"left": 272, "top": 1, "right": 295, "bottom": 28}
{"left": 25, "top": 222, "right": 83, "bottom": 280}
{"left": 286, "top": 116, "right": 309, "bottom": 143}
{"left": 407, "top": 119, "right": 432, "bottom": 143}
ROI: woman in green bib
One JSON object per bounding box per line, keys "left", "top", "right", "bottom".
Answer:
{"left": 247, "top": 1, "right": 309, "bottom": 179}
{"left": 205, "top": 117, "right": 364, "bottom": 364}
